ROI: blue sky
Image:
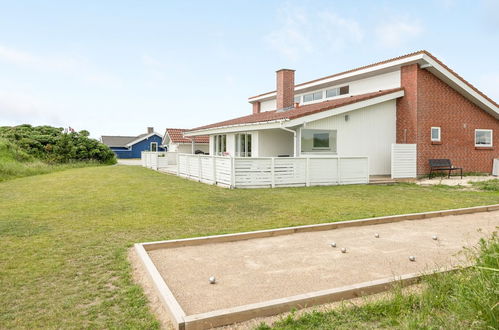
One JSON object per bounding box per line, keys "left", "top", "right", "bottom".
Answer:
{"left": 0, "top": 0, "right": 498, "bottom": 138}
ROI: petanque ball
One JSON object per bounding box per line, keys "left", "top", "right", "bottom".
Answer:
{"left": 209, "top": 276, "right": 216, "bottom": 284}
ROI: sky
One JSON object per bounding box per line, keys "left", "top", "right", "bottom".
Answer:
{"left": 0, "top": 0, "right": 498, "bottom": 139}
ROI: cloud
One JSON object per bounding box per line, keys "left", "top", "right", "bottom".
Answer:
{"left": 375, "top": 19, "right": 423, "bottom": 48}
{"left": 264, "top": 5, "right": 364, "bottom": 61}
{"left": 0, "top": 91, "right": 63, "bottom": 125}
{"left": 0, "top": 44, "right": 121, "bottom": 87}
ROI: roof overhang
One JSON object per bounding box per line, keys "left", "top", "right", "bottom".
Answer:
{"left": 125, "top": 132, "right": 162, "bottom": 147}
{"left": 248, "top": 52, "right": 498, "bottom": 119}
{"left": 420, "top": 54, "right": 499, "bottom": 119}
{"left": 186, "top": 90, "right": 404, "bottom": 136}
{"left": 248, "top": 53, "right": 424, "bottom": 103}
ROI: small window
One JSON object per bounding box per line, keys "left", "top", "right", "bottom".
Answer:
{"left": 294, "top": 95, "right": 301, "bottom": 104}
{"left": 303, "top": 91, "right": 323, "bottom": 103}
{"left": 303, "top": 93, "right": 313, "bottom": 102}
{"left": 150, "top": 142, "right": 158, "bottom": 152}
{"left": 326, "top": 88, "right": 338, "bottom": 98}
{"left": 339, "top": 86, "right": 349, "bottom": 95}
{"left": 475, "top": 129, "right": 493, "bottom": 147}
{"left": 431, "top": 127, "right": 441, "bottom": 142}
{"left": 313, "top": 91, "right": 323, "bottom": 100}
{"left": 301, "top": 129, "right": 337, "bottom": 153}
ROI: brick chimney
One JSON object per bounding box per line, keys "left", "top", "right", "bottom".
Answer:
{"left": 276, "top": 69, "right": 295, "bottom": 110}
{"left": 147, "top": 127, "right": 154, "bottom": 134}
{"left": 252, "top": 102, "right": 261, "bottom": 114}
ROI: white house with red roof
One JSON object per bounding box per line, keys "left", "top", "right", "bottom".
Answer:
{"left": 184, "top": 50, "right": 498, "bottom": 180}
{"left": 163, "top": 128, "right": 209, "bottom": 154}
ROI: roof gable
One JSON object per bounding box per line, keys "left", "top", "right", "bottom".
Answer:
{"left": 248, "top": 50, "right": 497, "bottom": 117}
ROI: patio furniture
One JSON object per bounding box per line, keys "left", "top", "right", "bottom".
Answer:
{"left": 429, "top": 159, "right": 463, "bottom": 179}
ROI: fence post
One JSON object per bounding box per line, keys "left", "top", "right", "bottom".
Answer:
{"left": 230, "top": 157, "right": 236, "bottom": 188}
{"left": 198, "top": 154, "right": 202, "bottom": 181}
{"left": 186, "top": 155, "right": 190, "bottom": 178}
{"left": 176, "top": 153, "right": 180, "bottom": 176}
{"left": 271, "top": 157, "right": 275, "bottom": 188}
{"left": 212, "top": 156, "right": 216, "bottom": 185}
{"left": 304, "top": 157, "right": 308, "bottom": 187}
{"left": 337, "top": 157, "right": 341, "bottom": 185}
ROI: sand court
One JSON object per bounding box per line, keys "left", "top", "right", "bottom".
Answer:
{"left": 148, "top": 211, "right": 498, "bottom": 315}
{"left": 133, "top": 206, "right": 499, "bottom": 329}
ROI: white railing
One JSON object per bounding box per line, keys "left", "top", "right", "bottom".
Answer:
{"left": 141, "top": 152, "right": 169, "bottom": 170}
{"left": 177, "top": 154, "right": 369, "bottom": 188}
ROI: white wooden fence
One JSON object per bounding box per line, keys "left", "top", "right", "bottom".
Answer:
{"left": 177, "top": 154, "right": 369, "bottom": 188}
{"left": 141, "top": 152, "right": 169, "bottom": 170}
{"left": 391, "top": 144, "right": 417, "bottom": 179}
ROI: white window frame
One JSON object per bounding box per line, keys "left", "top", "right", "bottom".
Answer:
{"left": 296, "top": 85, "right": 349, "bottom": 105}
{"left": 475, "top": 129, "right": 493, "bottom": 147}
{"left": 214, "top": 134, "right": 227, "bottom": 156}
{"left": 150, "top": 142, "right": 158, "bottom": 151}
{"left": 300, "top": 128, "right": 337, "bottom": 154}
{"left": 235, "top": 133, "right": 252, "bottom": 157}
{"left": 431, "top": 127, "right": 441, "bottom": 142}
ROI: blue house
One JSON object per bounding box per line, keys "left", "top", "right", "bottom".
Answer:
{"left": 101, "top": 127, "right": 165, "bottom": 159}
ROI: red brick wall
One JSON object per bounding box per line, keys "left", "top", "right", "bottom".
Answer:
{"left": 396, "top": 64, "right": 419, "bottom": 144}
{"left": 276, "top": 69, "right": 295, "bottom": 109}
{"left": 399, "top": 64, "right": 499, "bottom": 174}
{"left": 252, "top": 101, "right": 261, "bottom": 114}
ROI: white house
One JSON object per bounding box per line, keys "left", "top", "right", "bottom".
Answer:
{"left": 163, "top": 128, "right": 209, "bottom": 154}
{"left": 184, "top": 50, "right": 498, "bottom": 179}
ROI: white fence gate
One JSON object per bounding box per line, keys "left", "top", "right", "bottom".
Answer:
{"left": 177, "top": 154, "right": 369, "bottom": 188}
{"left": 391, "top": 144, "right": 417, "bottom": 179}
{"left": 141, "top": 152, "right": 169, "bottom": 170}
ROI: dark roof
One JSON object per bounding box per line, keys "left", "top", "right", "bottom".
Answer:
{"left": 189, "top": 88, "right": 403, "bottom": 132}
{"left": 248, "top": 50, "right": 498, "bottom": 108}
{"left": 101, "top": 134, "right": 148, "bottom": 147}
{"left": 165, "top": 128, "right": 209, "bottom": 143}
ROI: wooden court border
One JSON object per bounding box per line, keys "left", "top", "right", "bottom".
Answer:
{"left": 134, "top": 203, "right": 499, "bottom": 329}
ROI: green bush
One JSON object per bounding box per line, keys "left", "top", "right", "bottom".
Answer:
{"left": 0, "top": 125, "right": 116, "bottom": 164}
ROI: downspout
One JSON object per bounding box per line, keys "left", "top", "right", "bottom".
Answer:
{"left": 279, "top": 125, "right": 297, "bottom": 157}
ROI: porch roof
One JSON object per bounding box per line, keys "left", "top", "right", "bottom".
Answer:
{"left": 187, "top": 88, "right": 403, "bottom": 133}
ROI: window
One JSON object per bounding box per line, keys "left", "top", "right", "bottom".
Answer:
{"left": 294, "top": 95, "right": 301, "bottom": 104}
{"left": 301, "top": 129, "right": 337, "bottom": 153}
{"left": 431, "top": 127, "right": 441, "bottom": 142}
{"left": 475, "top": 129, "right": 493, "bottom": 147}
{"left": 339, "top": 85, "right": 349, "bottom": 95}
{"left": 303, "top": 91, "right": 323, "bottom": 103}
{"left": 150, "top": 142, "right": 158, "bottom": 152}
{"left": 235, "top": 133, "right": 252, "bottom": 157}
{"left": 326, "top": 88, "right": 338, "bottom": 98}
{"left": 214, "top": 135, "right": 227, "bottom": 155}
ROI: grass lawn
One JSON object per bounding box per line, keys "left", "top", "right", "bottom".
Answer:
{"left": 0, "top": 165, "right": 498, "bottom": 328}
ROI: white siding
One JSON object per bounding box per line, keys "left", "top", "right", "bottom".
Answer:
{"left": 391, "top": 144, "right": 417, "bottom": 179}
{"left": 258, "top": 129, "right": 294, "bottom": 157}
{"left": 348, "top": 70, "right": 400, "bottom": 95}
{"left": 262, "top": 70, "right": 401, "bottom": 109}
{"left": 174, "top": 144, "right": 209, "bottom": 154}
{"left": 260, "top": 99, "right": 277, "bottom": 112}
{"left": 304, "top": 100, "right": 396, "bottom": 175}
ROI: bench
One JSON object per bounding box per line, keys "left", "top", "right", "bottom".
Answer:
{"left": 429, "top": 159, "right": 463, "bottom": 179}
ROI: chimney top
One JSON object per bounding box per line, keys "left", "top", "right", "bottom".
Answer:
{"left": 147, "top": 127, "right": 154, "bottom": 134}
{"left": 276, "top": 69, "right": 295, "bottom": 110}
